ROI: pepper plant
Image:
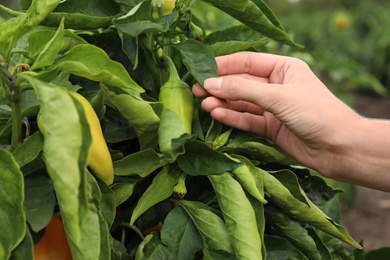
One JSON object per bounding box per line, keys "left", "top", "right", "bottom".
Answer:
{"left": 0, "top": 0, "right": 370, "bottom": 259}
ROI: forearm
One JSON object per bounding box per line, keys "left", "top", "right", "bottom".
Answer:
{"left": 328, "top": 118, "right": 390, "bottom": 192}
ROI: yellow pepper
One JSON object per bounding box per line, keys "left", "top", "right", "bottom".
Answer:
{"left": 38, "top": 92, "right": 114, "bottom": 185}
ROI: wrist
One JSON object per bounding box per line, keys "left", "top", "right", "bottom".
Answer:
{"left": 326, "top": 117, "right": 390, "bottom": 191}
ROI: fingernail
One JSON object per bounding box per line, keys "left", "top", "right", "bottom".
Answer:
{"left": 204, "top": 78, "right": 223, "bottom": 91}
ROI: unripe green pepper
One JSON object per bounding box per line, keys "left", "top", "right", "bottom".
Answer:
{"left": 158, "top": 55, "right": 193, "bottom": 157}
{"left": 188, "top": 22, "right": 203, "bottom": 41}
{"left": 38, "top": 92, "right": 114, "bottom": 185}
{"left": 173, "top": 172, "right": 187, "bottom": 199}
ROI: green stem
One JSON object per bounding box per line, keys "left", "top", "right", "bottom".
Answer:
{"left": 161, "top": 55, "right": 180, "bottom": 81}
{"left": 119, "top": 223, "right": 145, "bottom": 240}
{"left": 0, "top": 4, "right": 24, "bottom": 17}
{"left": 10, "top": 83, "right": 23, "bottom": 151}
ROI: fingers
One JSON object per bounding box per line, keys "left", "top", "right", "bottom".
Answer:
{"left": 215, "top": 52, "right": 301, "bottom": 82}
{"left": 207, "top": 107, "right": 268, "bottom": 137}
{"left": 192, "top": 73, "right": 269, "bottom": 98}
{"left": 192, "top": 83, "right": 208, "bottom": 97}
{"left": 201, "top": 96, "right": 265, "bottom": 115}
{"left": 203, "top": 75, "right": 286, "bottom": 114}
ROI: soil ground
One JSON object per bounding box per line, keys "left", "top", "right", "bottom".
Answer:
{"left": 340, "top": 93, "right": 390, "bottom": 251}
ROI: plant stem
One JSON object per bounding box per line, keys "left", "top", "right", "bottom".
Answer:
{"left": 1, "top": 64, "right": 23, "bottom": 151}
{"left": 10, "top": 82, "right": 23, "bottom": 151}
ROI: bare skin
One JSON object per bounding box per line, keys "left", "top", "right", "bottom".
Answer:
{"left": 192, "top": 52, "right": 390, "bottom": 192}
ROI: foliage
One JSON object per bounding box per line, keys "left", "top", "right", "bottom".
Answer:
{"left": 0, "top": 0, "right": 383, "bottom": 259}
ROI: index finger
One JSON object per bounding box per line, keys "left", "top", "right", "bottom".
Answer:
{"left": 216, "top": 52, "right": 298, "bottom": 83}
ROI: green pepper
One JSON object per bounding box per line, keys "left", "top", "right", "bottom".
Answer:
{"left": 173, "top": 172, "right": 187, "bottom": 199}
{"left": 158, "top": 55, "right": 193, "bottom": 157}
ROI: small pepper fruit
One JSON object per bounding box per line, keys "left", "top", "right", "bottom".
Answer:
{"left": 158, "top": 55, "right": 194, "bottom": 156}
{"left": 33, "top": 215, "right": 72, "bottom": 260}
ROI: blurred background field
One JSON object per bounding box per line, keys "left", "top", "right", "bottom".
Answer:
{"left": 2, "top": 0, "right": 390, "bottom": 251}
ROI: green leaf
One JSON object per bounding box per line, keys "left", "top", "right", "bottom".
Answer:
{"left": 110, "top": 181, "right": 137, "bottom": 207}
{"left": 264, "top": 205, "right": 322, "bottom": 260}
{"left": 225, "top": 133, "right": 297, "bottom": 165}
{"left": 203, "top": 24, "right": 265, "bottom": 45}
{"left": 41, "top": 0, "right": 119, "bottom": 30}
{"left": 24, "top": 176, "right": 56, "bottom": 232}
{"left": 202, "top": 0, "right": 249, "bottom": 12}
{"left": 176, "top": 140, "right": 241, "bottom": 176}
{"left": 53, "top": 44, "right": 144, "bottom": 94}
{"left": 31, "top": 17, "right": 65, "bottom": 70}
{"left": 160, "top": 207, "right": 203, "bottom": 259}
{"left": 9, "top": 228, "right": 34, "bottom": 260}
{"left": 178, "top": 200, "right": 234, "bottom": 254}
{"left": 212, "top": 128, "right": 232, "bottom": 150}
{"left": 298, "top": 171, "right": 343, "bottom": 208}
{"left": 230, "top": 155, "right": 267, "bottom": 204}
{"left": 0, "top": 149, "right": 26, "bottom": 260}
{"left": 20, "top": 75, "right": 102, "bottom": 259}
{"left": 114, "top": 149, "right": 168, "bottom": 177}
{"left": 264, "top": 234, "right": 308, "bottom": 260}
{"left": 270, "top": 169, "right": 311, "bottom": 207}
{"left": 87, "top": 174, "right": 115, "bottom": 260}
{"left": 53, "top": 0, "right": 120, "bottom": 16}
{"left": 12, "top": 131, "right": 43, "bottom": 168}
{"left": 209, "top": 173, "right": 264, "bottom": 259}
{"left": 113, "top": 1, "right": 169, "bottom": 37}
{"left": 0, "top": 0, "right": 60, "bottom": 59}
{"left": 173, "top": 39, "right": 218, "bottom": 85}
{"left": 260, "top": 168, "right": 362, "bottom": 249}
{"left": 208, "top": 39, "right": 267, "bottom": 57}
{"left": 130, "top": 165, "right": 180, "bottom": 225}
{"left": 101, "top": 84, "right": 161, "bottom": 150}
{"left": 206, "top": 0, "right": 302, "bottom": 48}
{"left": 43, "top": 13, "right": 113, "bottom": 30}
{"left": 251, "top": 0, "right": 285, "bottom": 30}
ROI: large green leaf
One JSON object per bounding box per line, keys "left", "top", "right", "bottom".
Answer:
{"left": 264, "top": 205, "right": 323, "bottom": 260}
{"left": 201, "top": 0, "right": 249, "bottom": 12}
{"left": 39, "top": 0, "right": 120, "bottom": 29}
{"left": 260, "top": 168, "right": 362, "bottom": 249}
{"left": 209, "top": 173, "right": 264, "bottom": 260}
{"left": 19, "top": 74, "right": 101, "bottom": 259}
{"left": 204, "top": 0, "right": 302, "bottom": 48}
{"left": 173, "top": 39, "right": 218, "bottom": 85}
{"left": 160, "top": 207, "right": 203, "bottom": 259}
{"left": 114, "top": 149, "right": 168, "bottom": 177}
{"left": 23, "top": 176, "right": 56, "bottom": 232}
{"left": 176, "top": 140, "right": 241, "bottom": 176}
{"left": 225, "top": 132, "right": 297, "bottom": 165}
{"left": 130, "top": 165, "right": 180, "bottom": 225}
{"left": 178, "top": 200, "right": 235, "bottom": 254}
{"left": 0, "top": 149, "right": 26, "bottom": 260}
{"left": 113, "top": 0, "right": 169, "bottom": 37}
{"left": 230, "top": 155, "right": 267, "bottom": 204}
{"left": 0, "top": 0, "right": 60, "bottom": 60}
{"left": 12, "top": 131, "right": 43, "bottom": 168}
{"left": 30, "top": 17, "right": 65, "bottom": 70}
{"left": 53, "top": 44, "right": 144, "bottom": 94}
{"left": 101, "top": 84, "right": 161, "bottom": 150}
{"left": 9, "top": 229, "right": 34, "bottom": 260}
{"left": 208, "top": 39, "right": 267, "bottom": 56}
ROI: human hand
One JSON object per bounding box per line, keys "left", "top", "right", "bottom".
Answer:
{"left": 192, "top": 52, "right": 363, "bottom": 178}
